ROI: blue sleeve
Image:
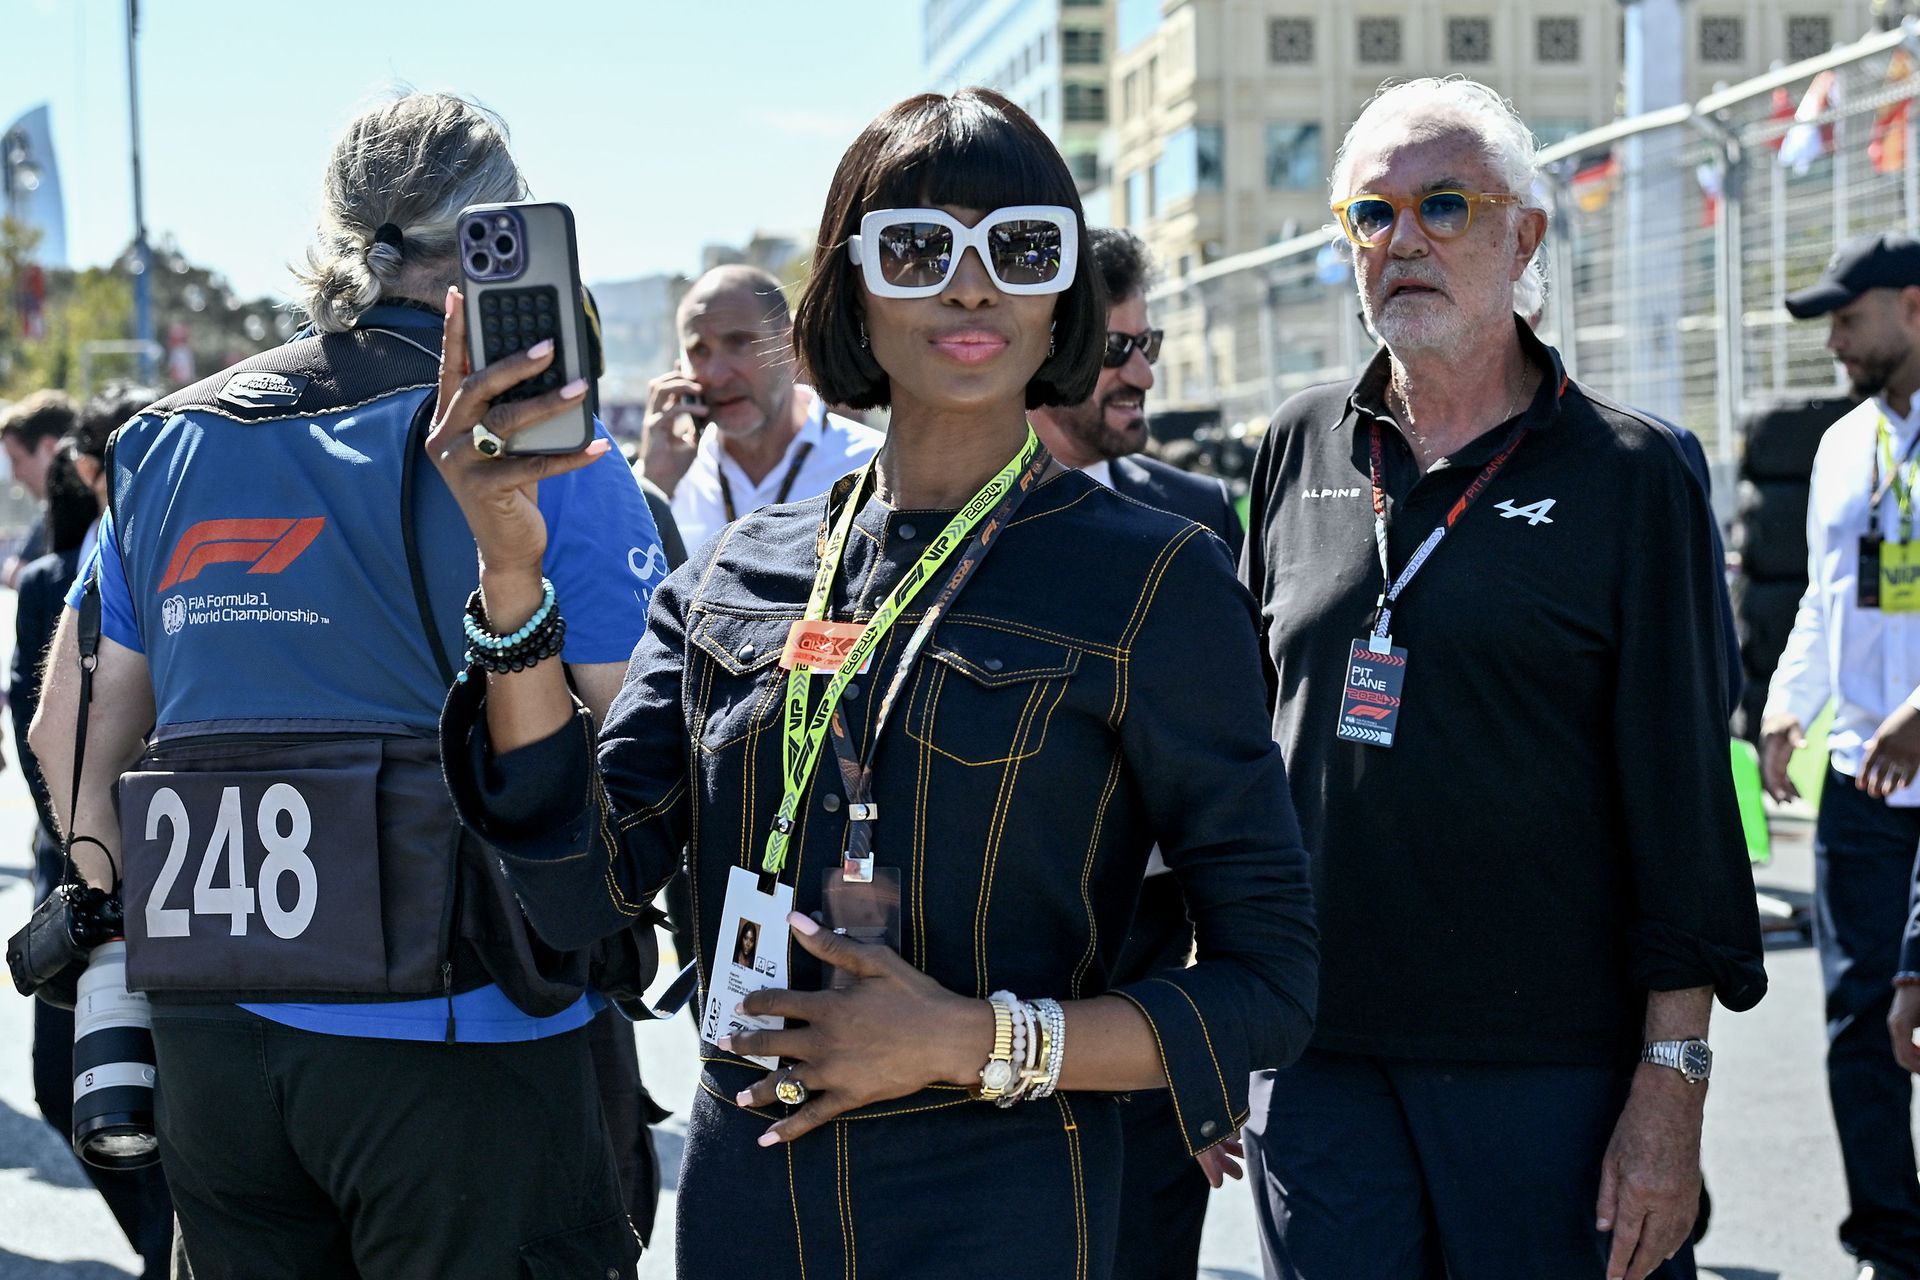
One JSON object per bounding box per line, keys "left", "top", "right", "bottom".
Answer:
{"left": 62, "top": 509, "right": 143, "bottom": 654}
{"left": 537, "top": 418, "right": 662, "bottom": 665}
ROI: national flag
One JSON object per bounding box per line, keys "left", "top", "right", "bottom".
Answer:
{"left": 1779, "top": 70, "right": 1839, "bottom": 175}
{"left": 1870, "top": 51, "right": 1915, "bottom": 175}
{"left": 1571, "top": 154, "right": 1619, "bottom": 213}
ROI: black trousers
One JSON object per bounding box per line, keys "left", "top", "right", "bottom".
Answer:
{"left": 32, "top": 996, "right": 177, "bottom": 1276}
{"left": 585, "top": 1005, "right": 669, "bottom": 1248}
{"left": 1244, "top": 1049, "right": 1698, "bottom": 1280}
{"left": 150, "top": 1011, "right": 637, "bottom": 1280}
{"left": 1814, "top": 767, "right": 1920, "bottom": 1273}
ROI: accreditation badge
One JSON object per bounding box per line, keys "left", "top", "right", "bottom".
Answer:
{"left": 1335, "top": 637, "right": 1407, "bottom": 749}
{"left": 699, "top": 865, "right": 793, "bottom": 1069}
{"left": 1883, "top": 541, "right": 1920, "bottom": 612}
{"left": 1861, "top": 536, "right": 1885, "bottom": 609}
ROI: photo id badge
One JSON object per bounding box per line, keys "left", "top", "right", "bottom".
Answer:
{"left": 1335, "top": 637, "right": 1407, "bottom": 749}
{"left": 1883, "top": 541, "right": 1920, "bottom": 613}
{"left": 820, "top": 866, "right": 902, "bottom": 990}
{"left": 1860, "top": 536, "right": 1884, "bottom": 609}
{"left": 698, "top": 865, "right": 794, "bottom": 1070}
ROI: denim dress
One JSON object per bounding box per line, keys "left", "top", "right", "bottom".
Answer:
{"left": 444, "top": 468, "right": 1319, "bottom": 1278}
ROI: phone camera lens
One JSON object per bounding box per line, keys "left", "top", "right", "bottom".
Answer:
{"left": 493, "top": 235, "right": 517, "bottom": 258}
{"left": 469, "top": 252, "right": 491, "bottom": 274}
{"left": 467, "top": 221, "right": 488, "bottom": 242}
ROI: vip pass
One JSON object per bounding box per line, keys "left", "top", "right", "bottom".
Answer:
{"left": 760, "top": 427, "right": 1043, "bottom": 876}
{"left": 977, "top": 990, "right": 1065, "bottom": 1108}
{"left": 460, "top": 578, "right": 567, "bottom": 676}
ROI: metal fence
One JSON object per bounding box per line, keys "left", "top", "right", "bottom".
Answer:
{"left": 1151, "top": 20, "right": 1920, "bottom": 468}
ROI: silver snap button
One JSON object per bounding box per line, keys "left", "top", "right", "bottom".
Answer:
{"left": 898, "top": 522, "right": 918, "bottom": 540}
{"left": 823, "top": 794, "right": 842, "bottom": 813}
{"left": 739, "top": 643, "right": 755, "bottom": 658}
{"left": 985, "top": 657, "right": 1004, "bottom": 672}
{"left": 1200, "top": 1119, "right": 1218, "bottom": 1137}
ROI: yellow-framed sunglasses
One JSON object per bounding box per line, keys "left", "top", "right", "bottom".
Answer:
{"left": 1330, "top": 190, "right": 1520, "bottom": 248}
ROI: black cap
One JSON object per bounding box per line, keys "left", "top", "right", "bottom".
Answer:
{"left": 1785, "top": 232, "right": 1920, "bottom": 319}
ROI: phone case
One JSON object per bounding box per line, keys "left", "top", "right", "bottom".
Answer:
{"left": 458, "top": 200, "right": 597, "bottom": 455}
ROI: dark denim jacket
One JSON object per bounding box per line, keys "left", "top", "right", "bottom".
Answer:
{"left": 445, "top": 468, "right": 1318, "bottom": 1153}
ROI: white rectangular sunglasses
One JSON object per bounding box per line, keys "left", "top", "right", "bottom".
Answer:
{"left": 847, "top": 205, "right": 1079, "bottom": 299}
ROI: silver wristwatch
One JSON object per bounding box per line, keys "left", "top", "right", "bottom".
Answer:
{"left": 1640, "top": 1038, "right": 1713, "bottom": 1084}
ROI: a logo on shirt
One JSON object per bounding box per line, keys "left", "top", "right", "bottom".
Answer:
{"left": 1495, "top": 498, "right": 1557, "bottom": 526}
{"left": 158, "top": 518, "right": 327, "bottom": 591}
{"left": 1301, "top": 486, "right": 1363, "bottom": 499}
{"left": 217, "top": 370, "right": 309, "bottom": 410}
{"left": 161, "top": 595, "right": 187, "bottom": 636}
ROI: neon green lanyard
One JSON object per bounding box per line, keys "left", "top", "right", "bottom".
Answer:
{"left": 760, "top": 426, "right": 1042, "bottom": 875}
{"left": 1874, "top": 415, "right": 1920, "bottom": 542}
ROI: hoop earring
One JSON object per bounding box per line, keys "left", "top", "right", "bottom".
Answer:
{"left": 859, "top": 320, "right": 870, "bottom": 350}
{"left": 1048, "top": 320, "right": 1056, "bottom": 359}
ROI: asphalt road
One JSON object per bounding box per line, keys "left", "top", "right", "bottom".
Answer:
{"left": 0, "top": 723, "right": 1893, "bottom": 1279}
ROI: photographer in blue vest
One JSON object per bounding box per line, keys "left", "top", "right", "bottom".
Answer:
{"left": 29, "top": 93, "right": 661, "bottom": 1279}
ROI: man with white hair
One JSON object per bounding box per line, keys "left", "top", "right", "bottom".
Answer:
{"left": 1238, "top": 78, "right": 1765, "bottom": 1280}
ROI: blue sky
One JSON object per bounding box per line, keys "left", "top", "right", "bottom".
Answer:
{"left": 7, "top": 0, "right": 927, "bottom": 302}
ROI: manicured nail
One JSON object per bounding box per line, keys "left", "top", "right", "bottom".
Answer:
{"left": 584, "top": 439, "right": 611, "bottom": 458}
{"left": 444, "top": 285, "right": 458, "bottom": 315}
{"left": 560, "top": 378, "right": 589, "bottom": 399}
{"left": 790, "top": 910, "right": 819, "bottom": 936}
{"left": 715, "top": 1035, "right": 733, "bottom": 1052}
{"left": 528, "top": 339, "right": 554, "bottom": 359}
{"left": 1595, "top": 1218, "right": 1610, "bottom": 1230}
{"left": 735, "top": 1089, "right": 753, "bottom": 1106}
{"left": 757, "top": 1130, "right": 781, "bottom": 1147}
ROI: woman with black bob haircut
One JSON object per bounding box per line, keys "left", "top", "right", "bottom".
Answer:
{"left": 427, "top": 88, "right": 1317, "bottom": 1277}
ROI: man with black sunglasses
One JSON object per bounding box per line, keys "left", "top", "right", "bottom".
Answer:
{"left": 1030, "top": 226, "right": 1242, "bottom": 1280}
{"left": 1238, "top": 78, "right": 1764, "bottom": 1280}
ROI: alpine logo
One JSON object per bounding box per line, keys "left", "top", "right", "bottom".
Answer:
{"left": 157, "top": 518, "right": 327, "bottom": 591}
{"left": 1495, "top": 498, "right": 1557, "bottom": 526}
{"left": 1302, "top": 486, "right": 1363, "bottom": 499}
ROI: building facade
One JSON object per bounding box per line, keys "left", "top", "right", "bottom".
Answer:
{"left": 923, "top": 0, "right": 1117, "bottom": 201}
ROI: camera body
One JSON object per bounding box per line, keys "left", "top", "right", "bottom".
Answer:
{"left": 6, "top": 883, "right": 124, "bottom": 1008}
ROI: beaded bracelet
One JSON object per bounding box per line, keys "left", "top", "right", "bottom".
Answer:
{"left": 460, "top": 582, "right": 567, "bottom": 677}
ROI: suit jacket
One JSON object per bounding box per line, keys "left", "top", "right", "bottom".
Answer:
{"left": 1108, "top": 453, "right": 1243, "bottom": 557}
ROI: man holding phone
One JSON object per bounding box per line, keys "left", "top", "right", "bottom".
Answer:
{"left": 639, "top": 265, "right": 881, "bottom": 552}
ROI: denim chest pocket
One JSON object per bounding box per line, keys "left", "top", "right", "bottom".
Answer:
{"left": 906, "top": 624, "right": 1084, "bottom": 767}
{"left": 687, "top": 612, "right": 794, "bottom": 754}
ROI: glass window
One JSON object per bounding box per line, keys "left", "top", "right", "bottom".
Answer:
{"left": 1063, "top": 28, "right": 1104, "bottom": 64}
{"left": 1064, "top": 82, "right": 1107, "bottom": 123}
{"left": 1126, "top": 169, "right": 1147, "bottom": 227}
{"left": 1154, "top": 124, "right": 1224, "bottom": 212}
{"left": 1265, "top": 122, "right": 1322, "bottom": 190}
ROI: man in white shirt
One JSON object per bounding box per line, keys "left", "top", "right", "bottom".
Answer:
{"left": 638, "top": 264, "right": 882, "bottom": 553}
{"left": 1762, "top": 232, "right": 1920, "bottom": 1280}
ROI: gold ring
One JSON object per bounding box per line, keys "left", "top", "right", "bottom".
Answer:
{"left": 774, "top": 1069, "right": 809, "bottom": 1107}
{"left": 472, "top": 424, "right": 506, "bottom": 457}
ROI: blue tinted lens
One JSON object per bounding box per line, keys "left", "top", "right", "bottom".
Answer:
{"left": 1348, "top": 199, "right": 1396, "bottom": 241}
{"left": 1418, "top": 192, "right": 1473, "bottom": 236}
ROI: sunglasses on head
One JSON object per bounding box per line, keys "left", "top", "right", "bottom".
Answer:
{"left": 1330, "top": 190, "right": 1519, "bottom": 248}
{"left": 847, "top": 205, "right": 1079, "bottom": 299}
{"left": 1104, "top": 328, "right": 1163, "bottom": 367}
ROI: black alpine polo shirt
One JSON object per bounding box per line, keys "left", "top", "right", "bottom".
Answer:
{"left": 1241, "top": 321, "right": 1766, "bottom": 1065}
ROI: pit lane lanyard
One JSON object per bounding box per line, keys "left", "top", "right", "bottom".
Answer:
{"left": 759, "top": 426, "right": 1049, "bottom": 879}
{"left": 718, "top": 441, "right": 816, "bottom": 524}
{"left": 1870, "top": 414, "right": 1920, "bottom": 543}
{"left": 1366, "top": 417, "right": 1528, "bottom": 645}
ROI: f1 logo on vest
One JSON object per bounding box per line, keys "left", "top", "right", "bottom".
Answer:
{"left": 157, "top": 518, "right": 327, "bottom": 592}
